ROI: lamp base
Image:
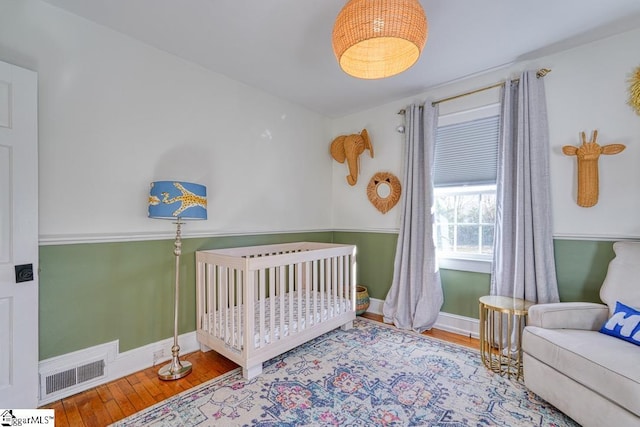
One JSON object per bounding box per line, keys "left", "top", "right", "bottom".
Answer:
{"left": 158, "top": 357, "right": 192, "bottom": 381}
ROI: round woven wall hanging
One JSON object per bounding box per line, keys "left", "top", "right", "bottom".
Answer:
{"left": 629, "top": 66, "right": 640, "bottom": 116}
{"left": 367, "top": 172, "right": 401, "bottom": 214}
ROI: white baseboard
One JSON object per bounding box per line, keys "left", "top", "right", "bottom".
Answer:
{"left": 366, "top": 297, "right": 479, "bottom": 339}
{"left": 38, "top": 332, "right": 199, "bottom": 406}
{"left": 434, "top": 312, "right": 479, "bottom": 339}
{"left": 367, "top": 297, "right": 385, "bottom": 315}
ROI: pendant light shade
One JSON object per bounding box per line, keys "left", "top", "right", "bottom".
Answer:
{"left": 332, "top": 0, "right": 428, "bottom": 79}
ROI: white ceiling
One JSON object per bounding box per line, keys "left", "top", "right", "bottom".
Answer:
{"left": 41, "top": 0, "right": 640, "bottom": 117}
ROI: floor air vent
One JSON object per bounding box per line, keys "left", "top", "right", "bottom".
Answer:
{"left": 42, "top": 358, "right": 106, "bottom": 397}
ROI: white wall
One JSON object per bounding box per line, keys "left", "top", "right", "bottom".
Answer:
{"left": 330, "top": 28, "right": 640, "bottom": 240}
{"left": 545, "top": 29, "right": 640, "bottom": 239}
{"left": 0, "top": 0, "right": 332, "bottom": 243}
{"left": 329, "top": 98, "right": 407, "bottom": 232}
{"left": 3, "top": 0, "right": 639, "bottom": 242}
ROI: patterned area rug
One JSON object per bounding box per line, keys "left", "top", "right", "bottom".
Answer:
{"left": 112, "top": 319, "right": 578, "bottom": 426}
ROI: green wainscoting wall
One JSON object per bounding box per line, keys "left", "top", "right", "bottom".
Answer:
{"left": 38, "top": 232, "right": 332, "bottom": 360}
{"left": 553, "top": 239, "right": 616, "bottom": 302}
{"left": 332, "top": 232, "right": 397, "bottom": 300}
{"left": 38, "top": 231, "right": 618, "bottom": 361}
{"left": 332, "top": 232, "right": 616, "bottom": 319}
{"left": 440, "top": 270, "right": 491, "bottom": 319}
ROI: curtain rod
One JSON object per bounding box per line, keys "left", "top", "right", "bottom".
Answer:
{"left": 397, "top": 68, "right": 551, "bottom": 115}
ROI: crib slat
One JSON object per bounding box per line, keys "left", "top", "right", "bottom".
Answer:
{"left": 230, "top": 268, "right": 236, "bottom": 348}
{"left": 225, "top": 268, "right": 236, "bottom": 346}
{"left": 342, "top": 257, "right": 346, "bottom": 312}
{"left": 245, "top": 262, "right": 254, "bottom": 353}
{"left": 350, "top": 254, "right": 356, "bottom": 310}
{"left": 221, "top": 267, "right": 228, "bottom": 344}
{"left": 208, "top": 264, "right": 214, "bottom": 334}
{"left": 236, "top": 269, "right": 242, "bottom": 350}
{"left": 328, "top": 258, "right": 332, "bottom": 316}
{"left": 218, "top": 266, "right": 223, "bottom": 340}
{"left": 338, "top": 255, "right": 343, "bottom": 314}
{"left": 305, "top": 261, "right": 311, "bottom": 327}
{"left": 312, "top": 260, "right": 318, "bottom": 325}
{"left": 198, "top": 262, "right": 206, "bottom": 331}
{"left": 342, "top": 255, "right": 346, "bottom": 313}
{"left": 320, "top": 258, "right": 325, "bottom": 321}
{"left": 279, "top": 265, "right": 285, "bottom": 343}
{"left": 237, "top": 269, "right": 243, "bottom": 350}
{"left": 214, "top": 265, "right": 220, "bottom": 339}
{"left": 259, "top": 268, "right": 266, "bottom": 348}
{"left": 332, "top": 257, "right": 338, "bottom": 318}
{"left": 346, "top": 255, "right": 352, "bottom": 311}
{"left": 288, "top": 264, "right": 294, "bottom": 337}
{"left": 338, "top": 255, "right": 344, "bottom": 315}
{"left": 235, "top": 269, "right": 242, "bottom": 348}
{"left": 296, "top": 262, "right": 302, "bottom": 332}
{"left": 228, "top": 268, "right": 234, "bottom": 346}
{"left": 269, "top": 267, "right": 275, "bottom": 345}
{"left": 334, "top": 257, "right": 342, "bottom": 316}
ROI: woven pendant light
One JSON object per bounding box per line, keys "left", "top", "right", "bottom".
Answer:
{"left": 332, "top": 0, "right": 428, "bottom": 79}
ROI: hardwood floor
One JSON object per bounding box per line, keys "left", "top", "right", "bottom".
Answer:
{"left": 42, "top": 315, "right": 479, "bottom": 426}
{"left": 42, "top": 351, "right": 239, "bottom": 427}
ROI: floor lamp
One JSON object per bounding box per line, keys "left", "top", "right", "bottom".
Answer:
{"left": 148, "top": 181, "right": 207, "bottom": 380}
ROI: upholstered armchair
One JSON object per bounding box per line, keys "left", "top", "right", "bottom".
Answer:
{"left": 522, "top": 241, "right": 640, "bottom": 427}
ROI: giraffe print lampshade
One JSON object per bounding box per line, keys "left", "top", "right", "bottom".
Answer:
{"left": 148, "top": 181, "right": 207, "bottom": 220}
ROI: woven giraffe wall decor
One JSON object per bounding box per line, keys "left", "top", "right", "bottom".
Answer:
{"left": 562, "top": 130, "right": 625, "bottom": 207}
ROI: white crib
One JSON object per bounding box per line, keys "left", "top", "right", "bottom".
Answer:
{"left": 195, "top": 242, "right": 356, "bottom": 379}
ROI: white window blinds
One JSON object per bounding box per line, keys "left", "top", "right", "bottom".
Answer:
{"left": 434, "top": 115, "right": 500, "bottom": 187}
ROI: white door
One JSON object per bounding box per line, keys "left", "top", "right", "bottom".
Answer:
{"left": 0, "top": 61, "right": 39, "bottom": 408}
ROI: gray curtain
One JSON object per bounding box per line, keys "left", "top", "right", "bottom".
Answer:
{"left": 383, "top": 103, "right": 443, "bottom": 332}
{"left": 491, "top": 70, "right": 560, "bottom": 303}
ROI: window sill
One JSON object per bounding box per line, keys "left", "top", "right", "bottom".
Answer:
{"left": 438, "top": 257, "right": 492, "bottom": 274}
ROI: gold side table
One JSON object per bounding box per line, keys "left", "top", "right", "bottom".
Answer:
{"left": 479, "top": 295, "right": 534, "bottom": 380}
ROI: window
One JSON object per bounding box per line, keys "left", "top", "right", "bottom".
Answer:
{"left": 433, "top": 105, "right": 500, "bottom": 271}
{"left": 434, "top": 184, "right": 495, "bottom": 257}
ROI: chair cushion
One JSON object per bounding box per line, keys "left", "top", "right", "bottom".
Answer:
{"left": 599, "top": 301, "right": 640, "bottom": 346}
{"left": 600, "top": 241, "right": 640, "bottom": 316}
{"left": 523, "top": 326, "right": 640, "bottom": 416}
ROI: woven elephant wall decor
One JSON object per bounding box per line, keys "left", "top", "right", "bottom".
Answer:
{"left": 562, "top": 130, "right": 625, "bottom": 207}
{"left": 330, "top": 129, "right": 374, "bottom": 186}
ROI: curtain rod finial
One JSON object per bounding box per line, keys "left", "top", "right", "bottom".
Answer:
{"left": 537, "top": 68, "right": 551, "bottom": 78}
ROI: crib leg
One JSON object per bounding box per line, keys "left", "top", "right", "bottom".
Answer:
{"left": 199, "top": 343, "right": 212, "bottom": 353}
{"left": 243, "top": 363, "right": 262, "bottom": 380}
{"left": 341, "top": 320, "right": 353, "bottom": 331}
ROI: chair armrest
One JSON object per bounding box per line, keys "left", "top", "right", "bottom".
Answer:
{"left": 527, "top": 302, "right": 609, "bottom": 331}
